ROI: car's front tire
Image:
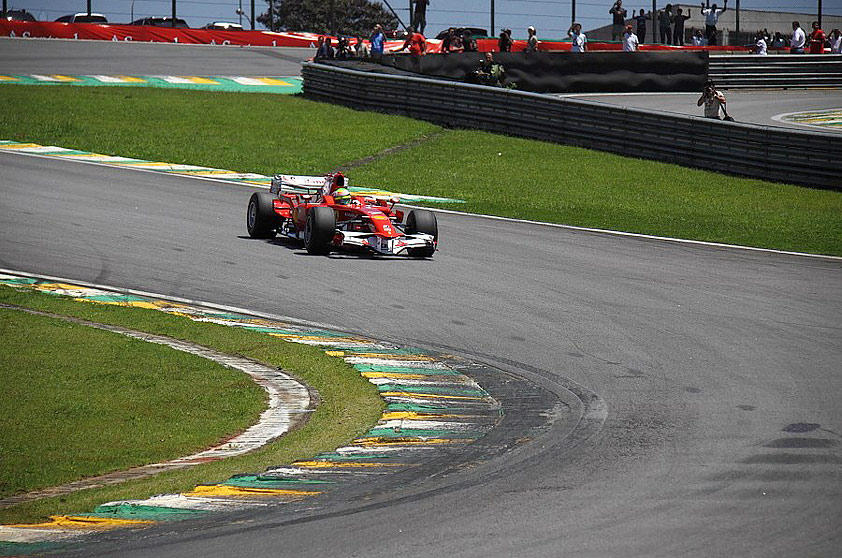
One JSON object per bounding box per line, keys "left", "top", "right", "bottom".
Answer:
{"left": 405, "top": 209, "right": 437, "bottom": 258}
{"left": 247, "top": 192, "right": 280, "bottom": 239}
{"left": 304, "top": 206, "right": 336, "bottom": 255}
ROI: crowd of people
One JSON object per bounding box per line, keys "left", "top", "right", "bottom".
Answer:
{"left": 313, "top": 1, "right": 840, "bottom": 63}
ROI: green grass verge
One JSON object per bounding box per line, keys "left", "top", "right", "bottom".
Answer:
{"left": 352, "top": 130, "right": 842, "bottom": 256}
{"left": 0, "top": 286, "right": 384, "bottom": 525}
{"left": 1, "top": 85, "right": 839, "bottom": 255}
{"left": 0, "top": 85, "right": 438, "bottom": 176}
{"left": 0, "top": 307, "right": 264, "bottom": 500}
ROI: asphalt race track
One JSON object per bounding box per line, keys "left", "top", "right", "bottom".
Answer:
{"left": 0, "top": 38, "right": 312, "bottom": 75}
{"left": 2, "top": 149, "right": 841, "bottom": 557}
{"left": 563, "top": 90, "right": 842, "bottom": 132}
{"left": 2, "top": 39, "right": 842, "bottom": 557}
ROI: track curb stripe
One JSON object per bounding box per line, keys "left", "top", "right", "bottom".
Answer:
{"left": 0, "top": 270, "right": 501, "bottom": 552}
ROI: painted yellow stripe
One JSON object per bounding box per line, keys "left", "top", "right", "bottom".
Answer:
{"left": 184, "top": 485, "right": 320, "bottom": 497}
{"left": 268, "top": 333, "right": 368, "bottom": 343}
{"left": 292, "top": 461, "right": 404, "bottom": 468}
{"left": 380, "top": 391, "right": 485, "bottom": 400}
{"left": 361, "top": 372, "right": 428, "bottom": 380}
{"left": 353, "top": 437, "right": 460, "bottom": 446}
{"left": 380, "top": 411, "right": 466, "bottom": 420}
{"left": 51, "top": 75, "right": 81, "bottom": 82}
{"left": 257, "top": 77, "right": 292, "bottom": 86}
{"left": 185, "top": 76, "right": 219, "bottom": 84}
{"left": 116, "top": 75, "right": 147, "bottom": 83}
{"left": 61, "top": 152, "right": 110, "bottom": 158}
{"left": 0, "top": 75, "right": 19, "bottom": 81}
{"left": 0, "top": 143, "right": 43, "bottom": 149}
{"left": 12, "top": 515, "right": 153, "bottom": 529}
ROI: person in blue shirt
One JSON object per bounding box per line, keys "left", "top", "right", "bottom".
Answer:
{"left": 370, "top": 24, "right": 385, "bottom": 58}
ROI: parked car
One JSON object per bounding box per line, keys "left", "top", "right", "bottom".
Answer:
{"left": 201, "top": 22, "right": 244, "bottom": 30}
{"left": 130, "top": 17, "right": 189, "bottom": 28}
{"left": 55, "top": 13, "right": 108, "bottom": 23}
{"left": 3, "top": 9, "right": 36, "bottom": 21}
{"left": 434, "top": 27, "right": 488, "bottom": 40}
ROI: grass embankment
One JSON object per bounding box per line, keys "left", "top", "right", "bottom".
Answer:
{"left": 1, "top": 85, "right": 840, "bottom": 255}
{"left": 0, "top": 286, "right": 384, "bottom": 525}
{"left": 0, "top": 307, "right": 263, "bottom": 501}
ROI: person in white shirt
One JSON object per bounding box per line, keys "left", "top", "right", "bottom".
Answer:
{"left": 697, "top": 80, "right": 728, "bottom": 119}
{"left": 526, "top": 25, "right": 539, "bottom": 52}
{"left": 568, "top": 22, "right": 587, "bottom": 52}
{"left": 700, "top": 1, "right": 726, "bottom": 45}
{"left": 829, "top": 29, "right": 842, "bottom": 54}
{"left": 790, "top": 21, "right": 806, "bottom": 53}
{"left": 691, "top": 29, "right": 707, "bottom": 46}
{"left": 754, "top": 33, "right": 767, "bottom": 55}
{"left": 622, "top": 25, "right": 639, "bottom": 51}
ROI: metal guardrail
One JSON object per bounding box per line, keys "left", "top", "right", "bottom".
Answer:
{"left": 302, "top": 62, "right": 841, "bottom": 189}
{"left": 710, "top": 54, "right": 842, "bottom": 88}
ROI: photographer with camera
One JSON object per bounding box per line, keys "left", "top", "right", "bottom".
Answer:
{"left": 697, "top": 80, "right": 732, "bottom": 120}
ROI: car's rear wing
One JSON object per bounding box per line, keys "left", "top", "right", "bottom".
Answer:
{"left": 270, "top": 174, "right": 327, "bottom": 195}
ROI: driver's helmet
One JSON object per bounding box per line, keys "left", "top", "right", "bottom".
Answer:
{"left": 333, "top": 188, "right": 351, "bottom": 205}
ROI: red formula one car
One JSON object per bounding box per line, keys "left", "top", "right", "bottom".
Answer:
{"left": 246, "top": 173, "right": 438, "bottom": 257}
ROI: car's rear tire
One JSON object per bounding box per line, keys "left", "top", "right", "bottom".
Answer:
{"left": 405, "top": 209, "right": 437, "bottom": 258}
{"left": 304, "top": 206, "right": 336, "bottom": 255}
{"left": 247, "top": 192, "right": 280, "bottom": 239}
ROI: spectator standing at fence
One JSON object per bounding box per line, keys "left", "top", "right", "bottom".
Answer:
{"left": 609, "top": 0, "right": 628, "bottom": 41}
{"left": 369, "top": 24, "right": 385, "bottom": 58}
{"left": 673, "top": 7, "right": 690, "bottom": 45}
{"left": 316, "top": 36, "right": 334, "bottom": 59}
{"left": 697, "top": 80, "right": 727, "bottom": 119}
{"left": 622, "top": 24, "right": 639, "bottom": 51}
{"left": 808, "top": 21, "right": 826, "bottom": 54}
{"left": 790, "top": 21, "right": 806, "bottom": 53}
{"left": 771, "top": 31, "right": 785, "bottom": 48}
{"left": 692, "top": 29, "right": 707, "bottom": 45}
{"left": 526, "top": 26, "right": 539, "bottom": 52}
{"left": 462, "top": 30, "right": 478, "bottom": 52}
{"left": 498, "top": 28, "right": 513, "bottom": 52}
{"left": 442, "top": 28, "right": 464, "bottom": 54}
{"left": 658, "top": 5, "right": 673, "bottom": 44}
{"left": 412, "top": 0, "right": 429, "bottom": 35}
{"left": 568, "top": 22, "right": 587, "bottom": 52}
{"left": 701, "top": 1, "right": 726, "bottom": 46}
{"left": 830, "top": 29, "right": 842, "bottom": 53}
{"left": 635, "top": 9, "right": 648, "bottom": 43}
{"left": 754, "top": 31, "right": 767, "bottom": 54}
{"left": 393, "top": 27, "right": 427, "bottom": 55}
{"left": 354, "top": 36, "right": 369, "bottom": 58}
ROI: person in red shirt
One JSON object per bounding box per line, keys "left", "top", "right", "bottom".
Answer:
{"left": 393, "top": 27, "right": 427, "bottom": 55}
{"left": 809, "top": 21, "right": 826, "bottom": 53}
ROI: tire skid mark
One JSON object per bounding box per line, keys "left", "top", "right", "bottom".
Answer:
{"left": 0, "top": 272, "right": 501, "bottom": 551}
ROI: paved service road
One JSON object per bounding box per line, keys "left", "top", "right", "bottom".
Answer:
{"left": 0, "top": 37, "right": 312, "bottom": 75}
{"left": 2, "top": 153, "right": 841, "bottom": 558}
{"left": 563, "top": 90, "right": 842, "bottom": 132}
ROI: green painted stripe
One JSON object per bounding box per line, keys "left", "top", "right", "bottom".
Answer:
{"left": 0, "top": 277, "right": 39, "bottom": 285}
{"left": 89, "top": 504, "right": 207, "bottom": 521}
{"left": 378, "top": 384, "right": 487, "bottom": 396}
{"left": 237, "top": 474, "right": 335, "bottom": 485}
{"left": 365, "top": 428, "right": 481, "bottom": 438}
{"left": 2, "top": 75, "right": 302, "bottom": 94}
